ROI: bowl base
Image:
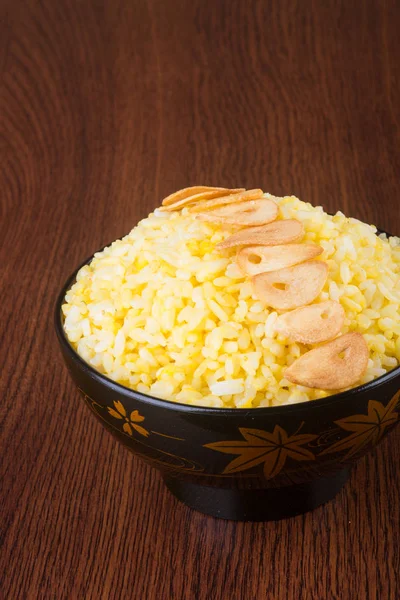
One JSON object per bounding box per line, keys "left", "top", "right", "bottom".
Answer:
{"left": 164, "top": 469, "right": 350, "bottom": 521}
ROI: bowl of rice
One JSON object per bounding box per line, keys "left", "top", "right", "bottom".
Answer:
{"left": 55, "top": 187, "right": 400, "bottom": 520}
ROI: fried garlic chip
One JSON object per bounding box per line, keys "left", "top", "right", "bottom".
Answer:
{"left": 284, "top": 333, "right": 369, "bottom": 389}
{"left": 237, "top": 243, "right": 323, "bottom": 276}
{"left": 252, "top": 260, "right": 328, "bottom": 310}
{"left": 195, "top": 198, "right": 278, "bottom": 227}
{"left": 275, "top": 300, "right": 345, "bottom": 344}
{"left": 189, "top": 189, "right": 263, "bottom": 212}
{"left": 160, "top": 187, "right": 245, "bottom": 211}
{"left": 216, "top": 219, "right": 304, "bottom": 250}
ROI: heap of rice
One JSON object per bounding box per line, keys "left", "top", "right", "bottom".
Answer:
{"left": 62, "top": 195, "right": 400, "bottom": 408}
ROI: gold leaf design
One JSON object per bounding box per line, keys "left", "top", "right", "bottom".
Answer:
{"left": 321, "top": 389, "right": 400, "bottom": 460}
{"left": 130, "top": 410, "right": 145, "bottom": 422}
{"left": 205, "top": 425, "right": 317, "bottom": 479}
{"left": 114, "top": 400, "right": 126, "bottom": 416}
{"left": 108, "top": 408, "right": 123, "bottom": 419}
{"left": 107, "top": 400, "right": 149, "bottom": 437}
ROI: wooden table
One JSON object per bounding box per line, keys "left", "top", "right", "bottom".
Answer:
{"left": 1, "top": 1, "right": 399, "bottom": 598}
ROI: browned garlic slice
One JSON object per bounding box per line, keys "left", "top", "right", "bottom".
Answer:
{"left": 216, "top": 219, "right": 304, "bottom": 249}
{"left": 189, "top": 189, "right": 263, "bottom": 212}
{"left": 252, "top": 260, "right": 328, "bottom": 310}
{"left": 160, "top": 187, "right": 245, "bottom": 212}
{"left": 162, "top": 186, "right": 238, "bottom": 205}
{"left": 195, "top": 198, "right": 279, "bottom": 227}
{"left": 284, "top": 332, "right": 369, "bottom": 389}
{"left": 237, "top": 243, "right": 323, "bottom": 276}
{"left": 275, "top": 300, "right": 345, "bottom": 344}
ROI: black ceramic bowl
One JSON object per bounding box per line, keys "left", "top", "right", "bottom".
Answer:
{"left": 55, "top": 246, "right": 400, "bottom": 521}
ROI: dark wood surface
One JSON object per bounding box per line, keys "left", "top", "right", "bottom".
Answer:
{"left": 1, "top": 1, "right": 399, "bottom": 598}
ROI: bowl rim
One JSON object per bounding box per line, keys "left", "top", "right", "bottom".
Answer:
{"left": 54, "top": 236, "right": 400, "bottom": 415}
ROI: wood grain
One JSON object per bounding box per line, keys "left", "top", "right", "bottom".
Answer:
{"left": 1, "top": 1, "right": 399, "bottom": 598}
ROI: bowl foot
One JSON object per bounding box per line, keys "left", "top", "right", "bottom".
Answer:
{"left": 164, "top": 469, "right": 350, "bottom": 521}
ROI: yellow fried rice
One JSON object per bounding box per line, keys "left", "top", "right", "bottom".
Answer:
{"left": 62, "top": 194, "right": 400, "bottom": 408}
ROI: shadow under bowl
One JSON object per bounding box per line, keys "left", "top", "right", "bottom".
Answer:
{"left": 55, "top": 248, "right": 400, "bottom": 521}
